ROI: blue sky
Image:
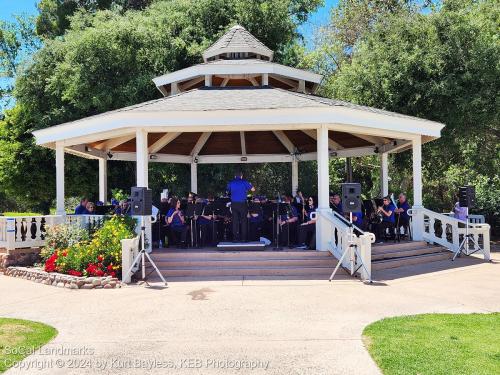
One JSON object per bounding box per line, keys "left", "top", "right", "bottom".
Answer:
{"left": 0, "top": 0, "right": 337, "bottom": 40}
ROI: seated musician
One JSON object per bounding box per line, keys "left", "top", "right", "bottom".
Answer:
{"left": 197, "top": 198, "right": 213, "bottom": 246}
{"left": 394, "top": 193, "right": 411, "bottom": 235}
{"left": 350, "top": 210, "right": 364, "bottom": 230}
{"left": 278, "top": 195, "right": 299, "bottom": 246}
{"left": 296, "top": 196, "right": 317, "bottom": 249}
{"left": 375, "top": 196, "right": 396, "bottom": 243}
{"left": 115, "top": 200, "right": 130, "bottom": 215}
{"left": 248, "top": 197, "right": 263, "bottom": 241}
{"left": 330, "top": 194, "right": 343, "bottom": 215}
{"left": 166, "top": 198, "right": 188, "bottom": 248}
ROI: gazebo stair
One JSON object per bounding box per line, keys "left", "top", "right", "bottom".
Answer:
{"left": 145, "top": 249, "right": 342, "bottom": 280}
{"left": 372, "top": 242, "right": 452, "bottom": 270}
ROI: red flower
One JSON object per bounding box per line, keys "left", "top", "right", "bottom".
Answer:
{"left": 95, "top": 269, "right": 105, "bottom": 277}
{"left": 68, "top": 270, "right": 82, "bottom": 277}
{"left": 44, "top": 253, "right": 58, "bottom": 273}
{"left": 97, "top": 255, "right": 104, "bottom": 262}
{"left": 107, "top": 264, "right": 113, "bottom": 272}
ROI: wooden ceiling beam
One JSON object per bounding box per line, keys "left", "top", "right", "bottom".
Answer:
{"left": 190, "top": 132, "right": 212, "bottom": 157}
{"left": 271, "top": 74, "right": 297, "bottom": 89}
{"left": 272, "top": 131, "right": 295, "bottom": 153}
{"left": 149, "top": 132, "right": 181, "bottom": 154}
{"left": 240, "top": 132, "right": 246, "bottom": 155}
{"left": 179, "top": 76, "right": 205, "bottom": 91}
{"left": 94, "top": 134, "right": 136, "bottom": 151}
{"left": 301, "top": 130, "right": 344, "bottom": 150}
{"left": 352, "top": 133, "right": 390, "bottom": 145}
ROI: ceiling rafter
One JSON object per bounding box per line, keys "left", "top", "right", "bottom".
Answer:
{"left": 190, "top": 132, "right": 212, "bottom": 157}
{"left": 301, "top": 130, "right": 344, "bottom": 150}
{"left": 272, "top": 130, "right": 295, "bottom": 153}
{"left": 149, "top": 132, "right": 181, "bottom": 153}
{"left": 94, "top": 134, "right": 135, "bottom": 151}
{"left": 352, "top": 133, "right": 390, "bottom": 145}
{"left": 240, "top": 132, "right": 246, "bottom": 155}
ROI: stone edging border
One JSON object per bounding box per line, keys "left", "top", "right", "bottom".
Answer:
{"left": 3, "top": 266, "right": 123, "bottom": 289}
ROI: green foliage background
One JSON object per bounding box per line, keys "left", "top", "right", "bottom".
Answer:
{"left": 0, "top": 0, "right": 498, "bottom": 231}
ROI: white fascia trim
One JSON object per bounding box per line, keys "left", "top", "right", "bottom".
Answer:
{"left": 196, "top": 154, "right": 293, "bottom": 164}
{"left": 152, "top": 61, "right": 322, "bottom": 87}
{"left": 111, "top": 152, "right": 192, "bottom": 164}
{"left": 33, "top": 106, "right": 443, "bottom": 147}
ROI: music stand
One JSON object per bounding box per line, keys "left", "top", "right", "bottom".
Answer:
{"left": 214, "top": 198, "right": 231, "bottom": 242}
{"left": 271, "top": 201, "right": 289, "bottom": 250}
{"left": 193, "top": 202, "right": 204, "bottom": 247}
{"left": 184, "top": 204, "right": 196, "bottom": 247}
{"left": 203, "top": 203, "right": 216, "bottom": 246}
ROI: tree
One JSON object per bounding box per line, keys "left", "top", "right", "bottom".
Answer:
{"left": 35, "top": 0, "right": 153, "bottom": 38}
{"left": 311, "top": 0, "right": 499, "bottom": 229}
{"left": 0, "top": 16, "right": 40, "bottom": 110}
{"left": 0, "top": 0, "right": 322, "bottom": 211}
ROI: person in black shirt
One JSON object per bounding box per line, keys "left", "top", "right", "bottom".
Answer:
{"left": 296, "top": 196, "right": 317, "bottom": 249}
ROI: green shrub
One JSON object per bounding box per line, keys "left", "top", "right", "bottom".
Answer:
{"left": 40, "top": 223, "right": 90, "bottom": 262}
{"left": 45, "top": 215, "right": 136, "bottom": 277}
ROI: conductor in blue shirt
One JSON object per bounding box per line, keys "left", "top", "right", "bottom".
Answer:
{"left": 227, "top": 169, "right": 255, "bottom": 242}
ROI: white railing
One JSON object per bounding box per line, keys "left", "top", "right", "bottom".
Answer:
{"left": 318, "top": 210, "right": 375, "bottom": 281}
{"left": 442, "top": 212, "right": 485, "bottom": 224}
{"left": 0, "top": 214, "right": 106, "bottom": 251}
{"left": 409, "top": 208, "right": 490, "bottom": 260}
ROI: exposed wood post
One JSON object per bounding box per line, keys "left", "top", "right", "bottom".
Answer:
{"left": 171, "top": 82, "right": 179, "bottom": 95}
{"left": 136, "top": 129, "right": 149, "bottom": 188}
{"left": 98, "top": 158, "right": 108, "bottom": 203}
{"left": 191, "top": 162, "right": 198, "bottom": 194}
{"left": 380, "top": 152, "right": 389, "bottom": 196}
{"left": 412, "top": 136, "right": 424, "bottom": 240}
{"left": 205, "top": 75, "right": 212, "bottom": 87}
{"left": 55, "top": 142, "right": 65, "bottom": 215}
{"left": 298, "top": 80, "right": 306, "bottom": 93}
{"left": 262, "top": 73, "right": 269, "bottom": 86}
{"left": 316, "top": 125, "right": 332, "bottom": 251}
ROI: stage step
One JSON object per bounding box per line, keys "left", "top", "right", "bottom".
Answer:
{"left": 372, "top": 242, "right": 452, "bottom": 270}
{"left": 145, "top": 249, "right": 341, "bottom": 280}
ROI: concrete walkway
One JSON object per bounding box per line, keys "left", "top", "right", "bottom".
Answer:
{"left": 1, "top": 253, "right": 499, "bottom": 375}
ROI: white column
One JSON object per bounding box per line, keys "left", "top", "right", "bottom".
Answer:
{"left": 98, "top": 158, "right": 107, "bottom": 203}
{"left": 205, "top": 75, "right": 212, "bottom": 87}
{"left": 136, "top": 129, "right": 148, "bottom": 187}
{"left": 291, "top": 159, "right": 298, "bottom": 196}
{"left": 191, "top": 162, "right": 198, "bottom": 194}
{"left": 380, "top": 152, "right": 389, "bottom": 197}
{"left": 412, "top": 136, "right": 424, "bottom": 240}
{"left": 316, "top": 125, "right": 332, "bottom": 251}
{"left": 55, "top": 142, "right": 65, "bottom": 215}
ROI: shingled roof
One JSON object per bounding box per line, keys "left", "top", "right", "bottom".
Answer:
{"left": 202, "top": 25, "right": 274, "bottom": 62}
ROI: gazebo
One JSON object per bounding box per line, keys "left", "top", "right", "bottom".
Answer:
{"left": 33, "top": 25, "right": 445, "bottom": 252}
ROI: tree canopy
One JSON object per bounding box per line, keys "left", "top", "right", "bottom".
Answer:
{"left": 309, "top": 0, "right": 499, "bottom": 226}
{"left": 0, "top": 0, "right": 322, "bottom": 211}
{"left": 0, "top": 0, "right": 498, "bottom": 232}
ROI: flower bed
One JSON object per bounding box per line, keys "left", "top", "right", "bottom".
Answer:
{"left": 4, "top": 267, "right": 121, "bottom": 289}
{"left": 41, "top": 215, "right": 136, "bottom": 279}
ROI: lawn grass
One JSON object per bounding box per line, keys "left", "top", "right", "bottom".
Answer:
{"left": 363, "top": 313, "right": 500, "bottom": 375}
{"left": 1, "top": 212, "right": 43, "bottom": 217}
{"left": 0, "top": 318, "right": 57, "bottom": 373}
